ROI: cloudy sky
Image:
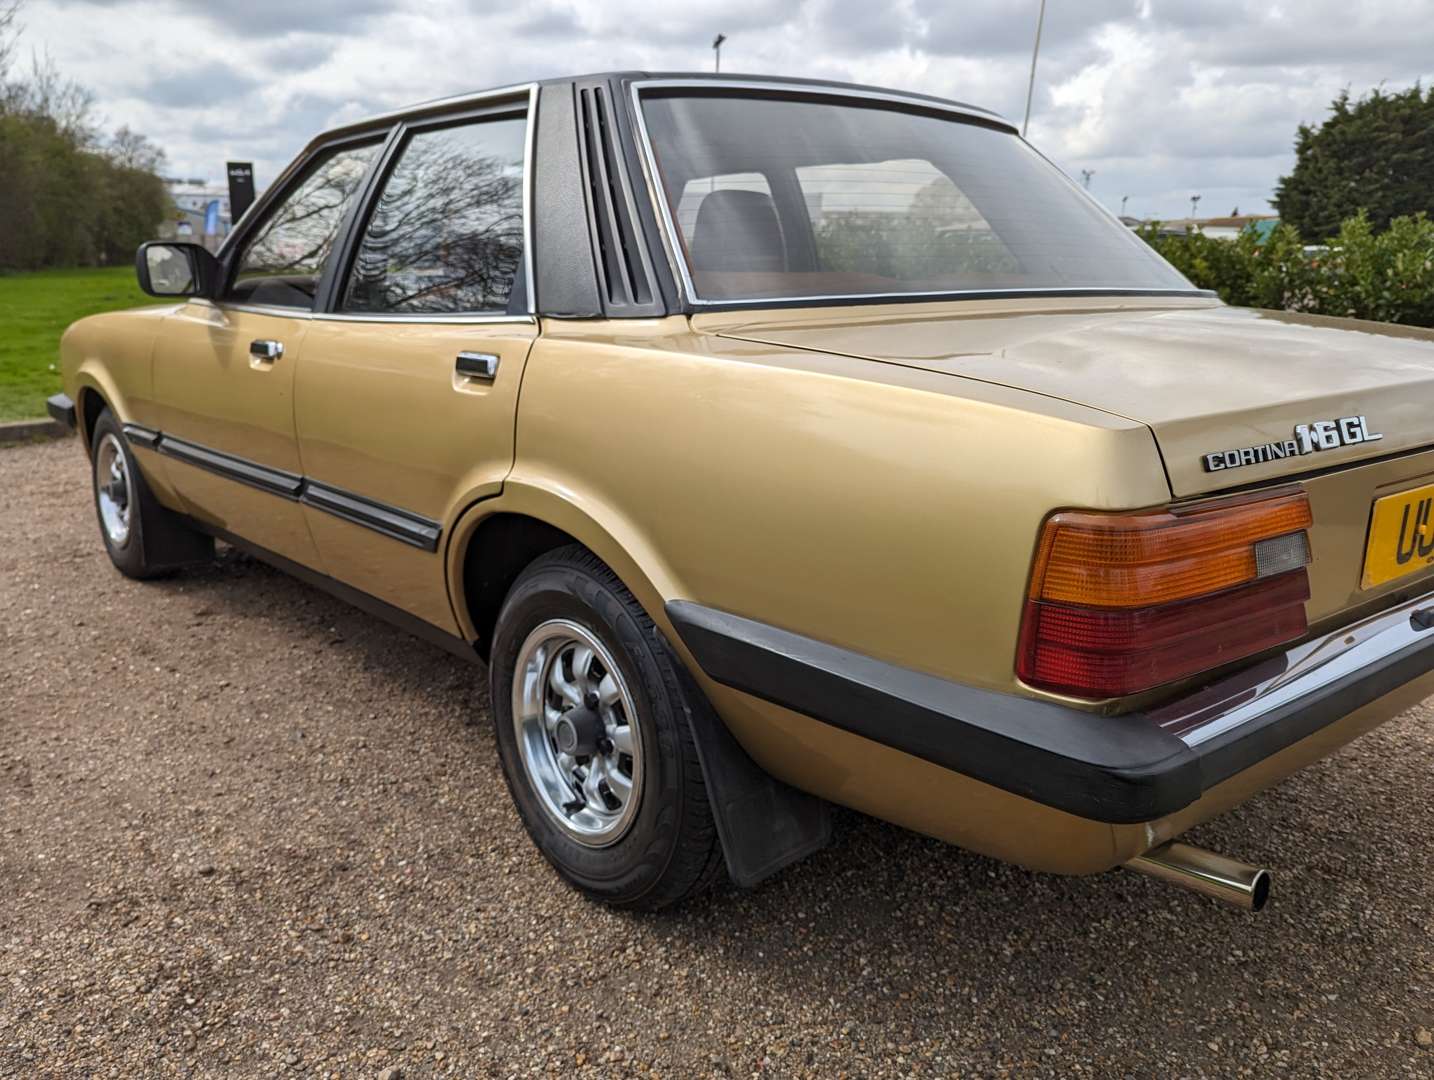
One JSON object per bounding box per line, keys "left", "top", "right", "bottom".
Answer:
{"left": 13, "top": 0, "right": 1434, "bottom": 219}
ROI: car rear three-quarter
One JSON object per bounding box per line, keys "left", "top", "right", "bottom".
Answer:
{"left": 54, "top": 72, "right": 1434, "bottom": 913}
{"left": 576, "top": 76, "right": 1434, "bottom": 908}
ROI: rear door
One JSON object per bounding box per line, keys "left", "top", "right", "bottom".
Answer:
{"left": 151, "top": 138, "right": 383, "bottom": 567}
{"left": 294, "top": 95, "right": 537, "bottom": 633}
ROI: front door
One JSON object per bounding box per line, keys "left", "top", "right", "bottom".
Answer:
{"left": 294, "top": 105, "right": 536, "bottom": 632}
{"left": 151, "top": 139, "right": 383, "bottom": 568}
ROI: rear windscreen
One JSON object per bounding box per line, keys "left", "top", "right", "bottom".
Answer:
{"left": 639, "top": 92, "right": 1193, "bottom": 302}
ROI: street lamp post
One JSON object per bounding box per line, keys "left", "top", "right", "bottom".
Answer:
{"left": 1121, "top": 195, "right": 1130, "bottom": 217}
{"left": 1021, "top": 0, "right": 1047, "bottom": 138}
{"left": 1080, "top": 169, "right": 1095, "bottom": 190}
{"left": 1190, "top": 194, "right": 1201, "bottom": 219}
{"left": 713, "top": 33, "right": 726, "bottom": 73}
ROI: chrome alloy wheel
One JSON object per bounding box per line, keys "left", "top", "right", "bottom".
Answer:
{"left": 94, "top": 432, "right": 134, "bottom": 548}
{"left": 512, "top": 619, "right": 644, "bottom": 846}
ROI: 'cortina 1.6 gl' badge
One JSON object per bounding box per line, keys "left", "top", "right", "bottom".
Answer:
{"left": 1202, "top": 416, "right": 1382, "bottom": 472}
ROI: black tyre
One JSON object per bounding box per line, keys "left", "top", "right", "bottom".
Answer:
{"left": 89, "top": 407, "right": 211, "bottom": 579}
{"left": 489, "top": 545, "right": 724, "bottom": 910}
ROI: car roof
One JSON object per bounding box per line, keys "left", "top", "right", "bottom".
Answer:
{"left": 314, "top": 71, "right": 1015, "bottom": 148}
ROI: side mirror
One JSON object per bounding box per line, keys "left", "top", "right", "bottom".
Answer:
{"left": 135, "top": 241, "right": 221, "bottom": 298}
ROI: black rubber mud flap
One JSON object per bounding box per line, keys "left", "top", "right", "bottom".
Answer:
{"left": 132, "top": 460, "right": 215, "bottom": 571}
{"left": 668, "top": 646, "right": 832, "bottom": 888}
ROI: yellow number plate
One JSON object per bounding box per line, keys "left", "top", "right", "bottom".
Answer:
{"left": 1362, "top": 482, "right": 1434, "bottom": 588}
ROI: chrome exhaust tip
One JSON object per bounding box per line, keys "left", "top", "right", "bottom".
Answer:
{"left": 1125, "top": 841, "right": 1271, "bottom": 912}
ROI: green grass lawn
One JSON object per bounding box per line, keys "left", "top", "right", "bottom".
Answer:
{"left": 0, "top": 266, "right": 154, "bottom": 421}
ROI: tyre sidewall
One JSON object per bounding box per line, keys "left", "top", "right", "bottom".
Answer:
{"left": 89, "top": 410, "right": 149, "bottom": 578}
{"left": 490, "top": 560, "right": 690, "bottom": 905}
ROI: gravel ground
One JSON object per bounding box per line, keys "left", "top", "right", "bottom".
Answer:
{"left": 3, "top": 435, "right": 1433, "bottom": 1079}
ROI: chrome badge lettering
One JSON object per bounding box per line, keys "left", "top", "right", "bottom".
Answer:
{"left": 1203, "top": 416, "right": 1382, "bottom": 472}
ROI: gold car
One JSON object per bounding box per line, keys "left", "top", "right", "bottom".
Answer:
{"left": 50, "top": 74, "right": 1434, "bottom": 912}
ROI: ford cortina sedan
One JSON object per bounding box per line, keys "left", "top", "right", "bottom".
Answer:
{"left": 49, "top": 73, "right": 1434, "bottom": 912}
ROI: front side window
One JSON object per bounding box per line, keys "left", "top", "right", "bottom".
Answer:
{"left": 341, "top": 115, "right": 526, "bottom": 315}
{"left": 639, "top": 91, "right": 1193, "bottom": 302}
{"left": 228, "top": 142, "right": 379, "bottom": 309}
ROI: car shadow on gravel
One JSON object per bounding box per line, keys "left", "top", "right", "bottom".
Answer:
{"left": 129, "top": 542, "right": 1434, "bottom": 1071}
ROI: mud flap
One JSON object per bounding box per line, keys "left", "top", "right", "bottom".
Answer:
{"left": 669, "top": 648, "right": 831, "bottom": 888}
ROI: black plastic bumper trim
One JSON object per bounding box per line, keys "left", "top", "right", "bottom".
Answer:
{"left": 667, "top": 599, "right": 1434, "bottom": 825}
{"left": 667, "top": 601, "right": 1200, "bottom": 823}
{"left": 46, "top": 393, "right": 76, "bottom": 431}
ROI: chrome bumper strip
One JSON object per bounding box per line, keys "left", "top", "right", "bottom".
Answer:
{"left": 1152, "top": 593, "right": 1434, "bottom": 748}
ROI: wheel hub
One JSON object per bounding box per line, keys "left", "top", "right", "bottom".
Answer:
{"left": 553, "top": 704, "right": 601, "bottom": 757}
{"left": 94, "top": 432, "right": 134, "bottom": 548}
{"left": 511, "top": 620, "right": 644, "bottom": 847}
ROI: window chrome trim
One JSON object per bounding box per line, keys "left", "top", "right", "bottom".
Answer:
{"left": 186, "top": 298, "right": 537, "bottom": 326}
{"left": 627, "top": 78, "right": 1211, "bottom": 311}
{"left": 327, "top": 82, "right": 539, "bottom": 140}
{"left": 219, "top": 82, "right": 538, "bottom": 318}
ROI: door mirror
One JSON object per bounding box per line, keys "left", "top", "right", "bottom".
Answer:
{"left": 135, "top": 241, "right": 220, "bottom": 298}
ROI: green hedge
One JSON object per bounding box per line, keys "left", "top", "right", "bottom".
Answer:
{"left": 1139, "top": 212, "right": 1434, "bottom": 328}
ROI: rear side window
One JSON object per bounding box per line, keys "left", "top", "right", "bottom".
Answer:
{"left": 228, "top": 142, "right": 379, "bottom": 309}
{"left": 341, "top": 116, "right": 526, "bottom": 315}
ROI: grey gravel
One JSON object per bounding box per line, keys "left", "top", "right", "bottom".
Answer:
{"left": 4, "top": 435, "right": 1434, "bottom": 1078}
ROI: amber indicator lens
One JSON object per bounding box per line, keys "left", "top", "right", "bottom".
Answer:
{"left": 1019, "top": 492, "right": 1313, "bottom": 698}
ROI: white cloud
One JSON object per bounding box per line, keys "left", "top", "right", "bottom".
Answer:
{"left": 13, "top": 0, "right": 1434, "bottom": 218}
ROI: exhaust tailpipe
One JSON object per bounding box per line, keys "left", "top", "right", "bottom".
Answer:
{"left": 1125, "top": 842, "right": 1271, "bottom": 912}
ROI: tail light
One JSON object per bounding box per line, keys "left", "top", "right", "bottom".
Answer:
{"left": 1017, "top": 491, "right": 1313, "bottom": 698}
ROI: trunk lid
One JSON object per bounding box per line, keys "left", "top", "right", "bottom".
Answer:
{"left": 702, "top": 298, "right": 1434, "bottom": 497}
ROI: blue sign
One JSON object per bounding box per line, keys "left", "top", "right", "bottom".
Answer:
{"left": 203, "top": 199, "right": 221, "bottom": 236}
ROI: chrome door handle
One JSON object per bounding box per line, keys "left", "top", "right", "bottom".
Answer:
{"left": 455, "top": 351, "right": 499, "bottom": 380}
{"left": 250, "top": 339, "right": 284, "bottom": 362}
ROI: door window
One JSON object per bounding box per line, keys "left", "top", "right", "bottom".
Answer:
{"left": 340, "top": 116, "right": 527, "bottom": 315}
{"left": 227, "top": 142, "right": 379, "bottom": 309}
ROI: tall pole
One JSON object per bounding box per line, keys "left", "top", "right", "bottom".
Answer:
{"left": 713, "top": 33, "right": 726, "bottom": 73}
{"left": 1121, "top": 194, "right": 1129, "bottom": 216}
{"left": 1021, "top": 0, "right": 1047, "bottom": 138}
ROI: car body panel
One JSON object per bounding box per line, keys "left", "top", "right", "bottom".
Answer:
{"left": 514, "top": 317, "right": 1170, "bottom": 696}
{"left": 294, "top": 317, "right": 539, "bottom": 632}
{"left": 699, "top": 299, "right": 1434, "bottom": 631}
{"left": 60, "top": 305, "right": 185, "bottom": 505}
{"left": 149, "top": 299, "right": 321, "bottom": 567}
{"left": 701, "top": 299, "right": 1434, "bottom": 497}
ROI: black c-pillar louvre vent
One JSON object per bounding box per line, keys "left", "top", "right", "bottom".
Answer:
{"left": 578, "top": 86, "right": 653, "bottom": 310}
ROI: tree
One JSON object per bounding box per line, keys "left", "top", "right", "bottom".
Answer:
{"left": 1274, "top": 85, "right": 1434, "bottom": 241}
{"left": 0, "top": 0, "right": 169, "bottom": 269}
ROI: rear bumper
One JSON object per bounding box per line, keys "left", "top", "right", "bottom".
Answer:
{"left": 46, "top": 393, "right": 77, "bottom": 432}
{"left": 668, "top": 593, "right": 1434, "bottom": 825}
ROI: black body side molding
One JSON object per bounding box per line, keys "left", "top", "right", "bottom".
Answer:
{"left": 302, "top": 481, "right": 441, "bottom": 552}
{"left": 123, "top": 426, "right": 443, "bottom": 551}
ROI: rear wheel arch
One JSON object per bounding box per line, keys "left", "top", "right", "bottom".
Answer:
{"left": 457, "top": 512, "right": 582, "bottom": 659}
{"left": 447, "top": 484, "right": 682, "bottom": 657}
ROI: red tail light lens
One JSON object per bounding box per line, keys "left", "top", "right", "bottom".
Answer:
{"left": 1018, "top": 492, "right": 1313, "bottom": 699}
